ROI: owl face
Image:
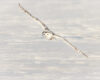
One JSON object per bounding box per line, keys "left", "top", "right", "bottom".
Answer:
{"left": 42, "top": 31, "right": 54, "bottom": 40}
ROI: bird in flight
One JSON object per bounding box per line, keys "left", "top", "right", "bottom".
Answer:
{"left": 19, "top": 3, "right": 88, "bottom": 58}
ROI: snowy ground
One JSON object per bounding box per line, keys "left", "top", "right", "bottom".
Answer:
{"left": 0, "top": 0, "right": 100, "bottom": 80}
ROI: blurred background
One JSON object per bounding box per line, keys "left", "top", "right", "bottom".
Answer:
{"left": 0, "top": 0, "right": 100, "bottom": 80}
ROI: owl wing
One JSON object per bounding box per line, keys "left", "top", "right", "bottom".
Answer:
{"left": 54, "top": 34, "right": 88, "bottom": 58}
{"left": 19, "top": 3, "right": 50, "bottom": 31}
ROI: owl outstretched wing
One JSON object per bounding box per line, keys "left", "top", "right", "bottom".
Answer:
{"left": 19, "top": 3, "right": 49, "bottom": 31}
{"left": 54, "top": 34, "right": 88, "bottom": 58}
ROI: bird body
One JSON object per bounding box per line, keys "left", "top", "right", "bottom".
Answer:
{"left": 42, "top": 30, "right": 55, "bottom": 40}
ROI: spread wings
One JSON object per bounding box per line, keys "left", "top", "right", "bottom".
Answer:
{"left": 19, "top": 3, "right": 49, "bottom": 31}
{"left": 19, "top": 3, "right": 88, "bottom": 58}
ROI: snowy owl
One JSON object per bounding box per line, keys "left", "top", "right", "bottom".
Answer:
{"left": 19, "top": 3, "right": 88, "bottom": 58}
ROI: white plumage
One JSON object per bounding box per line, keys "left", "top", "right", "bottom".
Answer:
{"left": 19, "top": 3, "right": 88, "bottom": 58}
{"left": 44, "top": 33, "right": 54, "bottom": 40}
